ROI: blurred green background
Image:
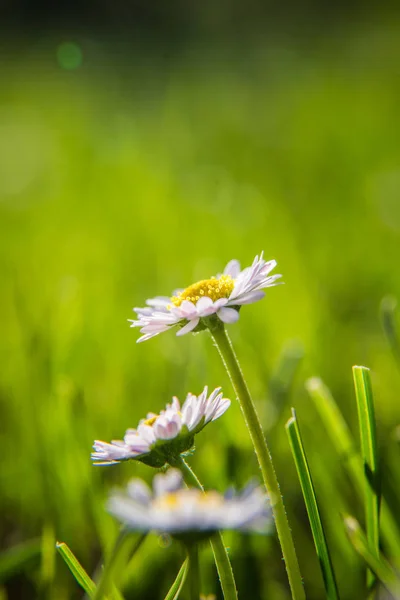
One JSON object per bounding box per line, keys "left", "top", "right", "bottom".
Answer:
{"left": 1, "top": 6, "right": 400, "bottom": 599}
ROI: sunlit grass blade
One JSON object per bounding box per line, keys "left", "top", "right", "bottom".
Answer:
{"left": 344, "top": 516, "right": 400, "bottom": 598}
{"left": 353, "top": 366, "right": 380, "bottom": 593}
{"left": 56, "top": 542, "right": 96, "bottom": 597}
{"left": 93, "top": 531, "right": 146, "bottom": 600}
{"left": 286, "top": 409, "right": 340, "bottom": 600}
{"left": 0, "top": 538, "right": 41, "bottom": 584}
{"left": 164, "top": 559, "right": 189, "bottom": 600}
{"left": 306, "top": 377, "right": 400, "bottom": 562}
{"left": 40, "top": 523, "right": 56, "bottom": 587}
{"left": 268, "top": 341, "right": 304, "bottom": 413}
{"left": 380, "top": 296, "right": 400, "bottom": 368}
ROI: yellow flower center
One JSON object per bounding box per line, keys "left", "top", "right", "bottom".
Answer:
{"left": 153, "top": 489, "right": 224, "bottom": 511}
{"left": 171, "top": 275, "right": 234, "bottom": 308}
{"left": 143, "top": 410, "right": 182, "bottom": 428}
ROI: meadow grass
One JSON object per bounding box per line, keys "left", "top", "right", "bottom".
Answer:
{"left": 1, "top": 19, "right": 400, "bottom": 599}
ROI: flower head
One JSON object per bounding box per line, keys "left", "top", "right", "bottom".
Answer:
{"left": 107, "top": 469, "right": 271, "bottom": 541}
{"left": 130, "top": 252, "right": 281, "bottom": 342}
{"left": 92, "top": 387, "right": 230, "bottom": 468}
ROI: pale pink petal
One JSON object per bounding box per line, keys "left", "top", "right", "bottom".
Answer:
{"left": 195, "top": 296, "right": 215, "bottom": 314}
{"left": 176, "top": 317, "right": 200, "bottom": 336}
{"left": 209, "top": 398, "right": 231, "bottom": 421}
{"left": 217, "top": 307, "right": 240, "bottom": 324}
{"left": 223, "top": 259, "right": 241, "bottom": 278}
{"left": 153, "top": 469, "right": 183, "bottom": 497}
{"left": 136, "top": 424, "right": 157, "bottom": 445}
{"left": 146, "top": 296, "right": 171, "bottom": 308}
{"left": 229, "top": 290, "right": 265, "bottom": 305}
{"left": 174, "top": 300, "right": 197, "bottom": 318}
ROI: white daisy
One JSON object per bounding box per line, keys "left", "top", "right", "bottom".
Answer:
{"left": 92, "top": 387, "right": 230, "bottom": 468}
{"left": 107, "top": 469, "right": 271, "bottom": 540}
{"left": 130, "top": 252, "right": 281, "bottom": 342}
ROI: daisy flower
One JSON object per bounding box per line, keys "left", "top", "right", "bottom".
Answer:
{"left": 130, "top": 252, "right": 281, "bottom": 342}
{"left": 92, "top": 386, "right": 230, "bottom": 468}
{"left": 107, "top": 469, "right": 271, "bottom": 541}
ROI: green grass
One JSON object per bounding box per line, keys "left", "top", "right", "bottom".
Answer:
{"left": 1, "top": 17, "right": 400, "bottom": 599}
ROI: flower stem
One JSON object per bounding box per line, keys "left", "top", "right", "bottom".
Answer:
{"left": 173, "top": 456, "right": 238, "bottom": 600}
{"left": 210, "top": 324, "right": 305, "bottom": 600}
{"left": 187, "top": 544, "right": 200, "bottom": 600}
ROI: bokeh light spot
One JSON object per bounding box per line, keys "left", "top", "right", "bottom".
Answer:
{"left": 57, "top": 42, "right": 83, "bottom": 70}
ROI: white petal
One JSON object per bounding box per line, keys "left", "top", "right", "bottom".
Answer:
{"left": 123, "top": 432, "right": 151, "bottom": 453}
{"left": 154, "top": 415, "right": 181, "bottom": 440}
{"left": 210, "top": 398, "right": 231, "bottom": 421}
{"left": 260, "top": 259, "right": 277, "bottom": 275}
{"left": 126, "top": 479, "right": 152, "bottom": 504}
{"left": 136, "top": 424, "right": 157, "bottom": 445}
{"left": 213, "top": 297, "right": 229, "bottom": 309}
{"left": 137, "top": 332, "right": 160, "bottom": 343}
{"left": 174, "top": 300, "right": 197, "bottom": 318}
{"left": 146, "top": 296, "right": 171, "bottom": 307}
{"left": 91, "top": 440, "right": 146, "bottom": 464}
{"left": 196, "top": 296, "right": 213, "bottom": 310}
{"left": 176, "top": 317, "right": 200, "bottom": 336}
{"left": 217, "top": 307, "right": 240, "bottom": 324}
{"left": 107, "top": 494, "right": 152, "bottom": 530}
{"left": 223, "top": 259, "right": 241, "bottom": 278}
{"left": 153, "top": 469, "right": 183, "bottom": 497}
{"left": 195, "top": 296, "right": 218, "bottom": 317}
{"left": 229, "top": 290, "right": 265, "bottom": 305}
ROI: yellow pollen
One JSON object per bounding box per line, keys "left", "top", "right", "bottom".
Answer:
{"left": 153, "top": 489, "right": 224, "bottom": 512}
{"left": 143, "top": 415, "right": 158, "bottom": 427}
{"left": 155, "top": 493, "right": 180, "bottom": 508}
{"left": 171, "top": 275, "right": 234, "bottom": 308}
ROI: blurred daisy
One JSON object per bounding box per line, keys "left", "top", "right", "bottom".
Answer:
{"left": 130, "top": 252, "right": 281, "bottom": 342}
{"left": 107, "top": 469, "right": 271, "bottom": 541}
{"left": 92, "top": 387, "right": 230, "bottom": 468}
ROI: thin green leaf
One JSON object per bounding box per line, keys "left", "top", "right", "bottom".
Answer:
{"left": 286, "top": 408, "right": 340, "bottom": 600}
{"left": 0, "top": 538, "right": 41, "bottom": 584}
{"left": 353, "top": 365, "right": 380, "bottom": 592}
{"left": 164, "top": 559, "right": 189, "bottom": 600}
{"left": 344, "top": 516, "right": 400, "bottom": 598}
{"left": 306, "top": 378, "right": 400, "bottom": 561}
{"left": 56, "top": 542, "right": 96, "bottom": 597}
{"left": 268, "top": 341, "right": 304, "bottom": 412}
{"left": 109, "top": 584, "right": 125, "bottom": 600}
{"left": 40, "top": 523, "right": 56, "bottom": 586}
{"left": 380, "top": 296, "right": 400, "bottom": 368}
{"left": 93, "top": 531, "right": 145, "bottom": 600}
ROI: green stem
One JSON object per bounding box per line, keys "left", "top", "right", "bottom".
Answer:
{"left": 210, "top": 324, "right": 305, "bottom": 600}
{"left": 173, "top": 457, "right": 238, "bottom": 600}
{"left": 187, "top": 545, "right": 200, "bottom": 600}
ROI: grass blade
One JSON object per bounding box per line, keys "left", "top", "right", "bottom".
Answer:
{"left": 40, "top": 523, "right": 56, "bottom": 587}
{"left": 164, "top": 559, "right": 189, "bottom": 600}
{"left": 306, "top": 377, "right": 400, "bottom": 562}
{"left": 380, "top": 296, "right": 400, "bottom": 368}
{"left": 0, "top": 538, "right": 41, "bottom": 584}
{"left": 286, "top": 408, "right": 340, "bottom": 600}
{"left": 56, "top": 542, "right": 96, "bottom": 597}
{"left": 268, "top": 341, "right": 304, "bottom": 413}
{"left": 352, "top": 366, "right": 380, "bottom": 592}
{"left": 344, "top": 516, "right": 400, "bottom": 598}
{"left": 93, "top": 531, "right": 145, "bottom": 600}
